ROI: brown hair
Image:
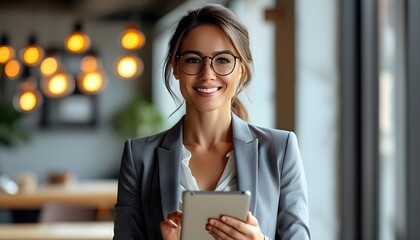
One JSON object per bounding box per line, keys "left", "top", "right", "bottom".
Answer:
{"left": 163, "top": 3, "right": 253, "bottom": 121}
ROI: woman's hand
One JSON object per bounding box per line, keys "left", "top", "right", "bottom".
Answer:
{"left": 206, "top": 211, "right": 264, "bottom": 240}
{"left": 160, "top": 211, "right": 183, "bottom": 240}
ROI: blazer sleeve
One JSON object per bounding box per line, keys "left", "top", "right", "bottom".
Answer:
{"left": 113, "top": 139, "right": 148, "bottom": 240}
{"left": 276, "top": 132, "right": 311, "bottom": 239}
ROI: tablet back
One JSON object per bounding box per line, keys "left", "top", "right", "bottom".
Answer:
{"left": 181, "top": 191, "right": 251, "bottom": 240}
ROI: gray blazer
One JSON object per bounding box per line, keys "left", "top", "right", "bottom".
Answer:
{"left": 113, "top": 114, "right": 310, "bottom": 240}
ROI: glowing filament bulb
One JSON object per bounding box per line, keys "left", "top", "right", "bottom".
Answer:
{"left": 4, "top": 59, "right": 21, "bottom": 79}
{"left": 19, "top": 91, "right": 37, "bottom": 112}
{"left": 83, "top": 72, "right": 102, "bottom": 92}
{"left": 116, "top": 55, "right": 143, "bottom": 79}
{"left": 121, "top": 28, "right": 146, "bottom": 50}
{"left": 49, "top": 73, "right": 68, "bottom": 95}
{"left": 13, "top": 79, "right": 43, "bottom": 112}
{"left": 0, "top": 46, "right": 15, "bottom": 63}
{"left": 65, "top": 32, "right": 90, "bottom": 53}
{"left": 22, "top": 45, "right": 43, "bottom": 66}
{"left": 40, "top": 57, "right": 59, "bottom": 76}
{"left": 80, "top": 55, "right": 99, "bottom": 72}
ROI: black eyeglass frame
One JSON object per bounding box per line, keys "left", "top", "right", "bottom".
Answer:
{"left": 175, "top": 52, "right": 240, "bottom": 76}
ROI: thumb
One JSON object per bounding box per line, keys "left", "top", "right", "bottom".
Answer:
{"left": 246, "top": 211, "right": 259, "bottom": 226}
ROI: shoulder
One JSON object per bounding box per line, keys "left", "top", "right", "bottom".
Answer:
{"left": 121, "top": 130, "right": 167, "bottom": 162}
{"left": 246, "top": 122, "right": 298, "bottom": 148}
{"left": 232, "top": 114, "right": 299, "bottom": 153}
{"left": 129, "top": 129, "right": 168, "bottom": 146}
{"left": 248, "top": 123, "right": 292, "bottom": 139}
{"left": 232, "top": 113, "right": 293, "bottom": 144}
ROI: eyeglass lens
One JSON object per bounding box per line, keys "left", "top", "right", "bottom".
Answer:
{"left": 178, "top": 53, "right": 237, "bottom": 76}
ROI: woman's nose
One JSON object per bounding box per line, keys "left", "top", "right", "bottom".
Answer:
{"left": 199, "top": 59, "right": 216, "bottom": 79}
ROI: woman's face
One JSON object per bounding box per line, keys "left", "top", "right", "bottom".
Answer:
{"left": 173, "top": 24, "right": 243, "bottom": 114}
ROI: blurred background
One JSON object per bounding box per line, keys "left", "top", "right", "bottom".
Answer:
{"left": 0, "top": 0, "right": 419, "bottom": 240}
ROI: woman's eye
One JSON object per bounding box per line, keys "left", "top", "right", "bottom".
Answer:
{"left": 215, "top": 58, "right": 230, "bottom": 64}
{"left": 185, "top": 58, "right": 202, "bottom": 64}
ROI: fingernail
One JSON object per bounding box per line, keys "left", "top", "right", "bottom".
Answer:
{"left": 169, "top": 220, "right": 178, "bottom": 228}
{"left": 206, "top": 224, "right": 212, "bottom": 232}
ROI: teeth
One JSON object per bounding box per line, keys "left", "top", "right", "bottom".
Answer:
{"left": 197, "top": 87, "right": 218, "bottom": 93}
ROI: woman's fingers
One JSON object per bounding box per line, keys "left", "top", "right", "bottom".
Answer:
{"left": 206, "top": 212, "right": 264, "bottom": 240}
{"left": 167, "top": 211, "right": 183, "bottom": 220}
{"left": 208, "top": 225, "right": 235, "bottom": 240}
{"left": 166, "top": 219, "right": 179, "bottom": 228}
{"left": 160, "top": 211, "right": 183, "bottom": 240}
{"left": 246, "top": 211, "right": 260, "bottom": 227}
{"left": 167, "top": 210, "right": 183, "bottom": 226}
{"left": 207, "top": 217, "right": 245, "bottom": 239}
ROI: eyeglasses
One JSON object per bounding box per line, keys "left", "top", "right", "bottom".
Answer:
{"left": 176, "top": 52, "right": 239, "bottom": 76}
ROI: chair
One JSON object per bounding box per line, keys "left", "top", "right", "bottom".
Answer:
{"left": 38, "top": 202, "right": 97, "bottom": 223}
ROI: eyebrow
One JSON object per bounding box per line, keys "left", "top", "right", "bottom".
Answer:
{"left": 178, "top": 50, "right": 236, "bottom": 56}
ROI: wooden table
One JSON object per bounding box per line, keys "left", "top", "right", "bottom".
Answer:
{"left": 0, "top": 221, "right": 114, "bottom": 240}
{"left": 0, "top": 180, "right": 118, "bottom": 210}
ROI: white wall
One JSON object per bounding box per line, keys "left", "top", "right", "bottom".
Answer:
{"left": 230, "top": 0, "right": 276, "bottom": 128}
{"left": 0, "top": 10, "right": 136, "bottom": 182}
{"left": 296, "top": 1, "right": 340, "bottom": 239}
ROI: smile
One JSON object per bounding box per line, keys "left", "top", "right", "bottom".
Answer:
{"left": 196, "top": 87, "right": 219, "bottom": 93}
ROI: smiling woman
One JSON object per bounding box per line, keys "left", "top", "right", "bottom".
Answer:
{"left": 172, "top": 23, "right": 243, "bottom": 116}
{"left": 113, "top": 4, "right": 310, "bottom": 240}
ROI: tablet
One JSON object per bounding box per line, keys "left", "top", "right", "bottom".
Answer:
{"left": 181, "top": 191, "right": 251, "bottom": 240}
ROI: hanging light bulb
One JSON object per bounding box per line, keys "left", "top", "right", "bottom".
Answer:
{"left": 0, "top": 35, "right": 15, "bottom": 64}
{"left": 77, "top": 70, "right": 107, "bottom": 95}
{"left": 4, "top": 59, "right": 22, "bottom": 80}
{"left": 65, "top": 22, "right": 91, "bottom": 54}
{"left": 78, "top": 52, "right": 107, "bottom": 94}
{"left": 40, "top": 55, "right": 60, "bottom": 77}
{"left": 20, "top": 35, "right": 45, "bottom": 66}
{"left": 0, "top": 46, "right": 14, "bottom": 64}
{"left": 41, "top": 71, "right": 75, "bottom": 98}
{"left": 115, "top": 54, "right": 143, "bottom": 80}
{"left": 80, "top": 54, "right": 102, "bottom": 73}
{"left": 13, "top": 78, "right": 43, "bottom": 112}
{"left": 120, "top": 23, "right": 146, "bottom": 50}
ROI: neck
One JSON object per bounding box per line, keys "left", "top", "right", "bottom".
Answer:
{"left": 183, "top": 110, "right": 232, "bottom": 149}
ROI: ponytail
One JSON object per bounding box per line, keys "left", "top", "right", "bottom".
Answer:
{"left": 232, "top": 98, "right": 249, "bottom": 122}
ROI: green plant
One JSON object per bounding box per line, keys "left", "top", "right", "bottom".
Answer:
{"left": 111, "top": 96, "right": 164, "bottom": 139}
{"left": 0, "top": 103, "right": 29, "bottom": 147}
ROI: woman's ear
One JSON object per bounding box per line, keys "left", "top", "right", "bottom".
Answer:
{"left": 172, "top": 61, "right": 179, "bottom": 80}
{"left": 238, "top": 63, "right": 244, "bottom": 81}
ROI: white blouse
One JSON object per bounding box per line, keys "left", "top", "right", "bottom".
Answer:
{"left": 179, "top": 145, "right": 237, "bottom": 210}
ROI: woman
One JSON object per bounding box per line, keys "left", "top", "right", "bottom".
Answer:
{"left": 113, "top": 4, "right": 310, "bottom": 240}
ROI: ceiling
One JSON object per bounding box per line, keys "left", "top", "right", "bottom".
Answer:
{"left": 0, "top": 0, "right": 186, "bottom": 22}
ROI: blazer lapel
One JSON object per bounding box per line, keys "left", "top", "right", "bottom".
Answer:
{"left": 232, "top": 114, "right": 258, "bottom": 213}
{"left": 156, "top": 118, "right": 184, "bottom": 219}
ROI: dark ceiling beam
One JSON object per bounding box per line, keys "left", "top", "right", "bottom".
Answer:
{"left": 0, "top": 0, "right": 81, "bottom": 10}
{"left": 101, "top": 0, "right": 186, "bottom": 23}
{"left": 0, "top": 0, "right": 186, "bottom": 23}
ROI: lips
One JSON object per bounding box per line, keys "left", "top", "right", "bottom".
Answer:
{"left": 195, "top": 87, "right": 220, "bottom": 93}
